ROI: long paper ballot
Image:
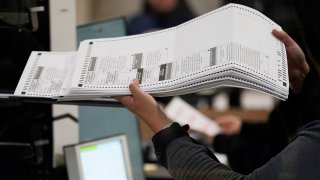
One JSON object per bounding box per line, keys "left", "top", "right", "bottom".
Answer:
{"left": 15, "top": 4, "right": 288, "bottom": 101}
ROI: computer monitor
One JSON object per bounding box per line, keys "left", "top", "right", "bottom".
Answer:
{"left": 76, "top": 18, "right": 145, "bottom": 180}
{"left": 77, "top": 17, "right": 127, "bottom": 46}
{"left": 64, "top": 134, "right": 133, "bottom": 180}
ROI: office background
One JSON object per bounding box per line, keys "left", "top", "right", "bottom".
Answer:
{"left": 1, "top": 0, "right": 304, "bottom": 179}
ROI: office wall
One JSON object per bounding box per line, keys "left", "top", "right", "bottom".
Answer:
{"left": 76, "top": 0, "right": 93, "bottom": 25}
{"left": 91, "top": 0, "right": 142, "bottom": 22}
{"left": 50, "top": 0, "right": 79, "bottom": 167}
{"left": 76, "top": 0, "right": 141, "bottom": 25}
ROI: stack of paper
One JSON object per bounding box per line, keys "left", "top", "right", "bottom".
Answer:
{"left": 14, "top": 4, "right": 289, "bottom": 101}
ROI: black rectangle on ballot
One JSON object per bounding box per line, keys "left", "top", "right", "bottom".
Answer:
{"left": 136, "top": 68, "right": 144, "bottom": 83}
{"left": 132, "top": 53, "right": 143, "bottom": 69}
{"left": 159, "top": 63, "right": 172, "bottom": 81}
{"left": 210, "top": 47, "right": 216, "bottom": 66}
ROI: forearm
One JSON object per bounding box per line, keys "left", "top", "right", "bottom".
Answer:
{"left": 152, "top": 123, "right": 245, "bottom": 180}
{"left": 153, "top": 121, "right": 320, "bottom": 180}
{"left": 141, "top": 104, "right": 172, "bottom": 133}
{"left": 166, "top": 136, "right": 244, "bottom": 180}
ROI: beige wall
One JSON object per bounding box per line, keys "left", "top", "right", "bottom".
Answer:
{"left": 76, "top": 0, "right": 93, "bottom": 25}
{"left": 76, "top": 0, "right": 142, "bottom": 25}
{"left": 91, "top": 0, "right": 142, "bottom": 22}
{"left": 76, "top": 0, "right": 222, "bottom": 26}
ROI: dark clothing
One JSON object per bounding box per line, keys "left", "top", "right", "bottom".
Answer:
{"left": 213, "top": 123, "right": 271, "bottom": 174}
{"left": 212, "top": 65, "right": 320, "bottom": 174}
{"left": 152, "top": 62, "right": 320, "bottom": 178}
{"left": 211, "top": 0, "right": 320, "bottom": 173}
{"left": 152, "top": 120, "right": 320, "bottom": 180}
{"left": 127, "top": 0, "right": 194, "bottom": 35}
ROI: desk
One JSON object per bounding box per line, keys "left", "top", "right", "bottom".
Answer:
{"left": 139, "top": 108, "right": 269, "bottom": 141}
{"left": 144, "top": 163, "right": 173, "bottom": 180}
{"left": 198, "top": 108, "right": 269, "bottom": 123}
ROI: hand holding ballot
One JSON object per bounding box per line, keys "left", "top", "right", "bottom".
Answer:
{"left": 116, "top": 28, "right": 310, "bottom": 137}
{"left": 272, "top": 29, "right": 309, "bottom": 94}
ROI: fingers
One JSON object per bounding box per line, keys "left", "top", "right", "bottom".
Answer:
{"left": 114, "top": 95, "right": 128, "bottom": 103}
{"left": 272, "top": 29, "right": 295, "bottom": 47}
{"left": 115, "top": 78, "right": 150, "bottom": 107}
{"left": 114, "top": 95, "right": 133, "bottom": 107}
{"left": 129, "top": 78, "right": 146, "bottom": 100}
{"left": 132, "top": 78, "right": 140, "bottom": 85}
{"left": 114, "top": 79, "right": 140, "bottom": 107}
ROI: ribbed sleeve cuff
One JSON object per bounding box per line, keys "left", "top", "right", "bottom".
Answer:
{"left": 152, "top": 122, "right": 189, "bottom": 168}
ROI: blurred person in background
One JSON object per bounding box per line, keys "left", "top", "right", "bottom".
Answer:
{"left": 127, "top": 0, "right": 195, "bottom": 35}
{"left": 128, "top": 0, "right": 200, "bottom": 105}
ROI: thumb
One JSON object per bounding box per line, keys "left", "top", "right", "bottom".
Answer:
{"left": 128, "top": 78, "right": 145, "bottom": 99}
{"left": 272, "top": 29, "right": 295, "bottom": 47}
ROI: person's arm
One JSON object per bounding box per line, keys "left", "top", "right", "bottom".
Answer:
{"left": 116, "top": 80, "right": 320, "bottom": 179}
{"left": 272, "top": 29, "right": 309, "bottom": 94}
{"left": 115, "top": 78, "right": 170, "bottom": 133}
{"left": 115, "top": 29, "right": 315, "bottom": 179}
{"left": 116, "top": 79, "right": 320, "bottom": 180}
{"left": 152, "top": 119, "right": 320, "bottom": 180}
{"left": 152, "top": 123, "right": 245, "bottom": 179}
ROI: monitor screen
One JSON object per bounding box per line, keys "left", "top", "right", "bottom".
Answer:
{"left": 77, "top": 17, "right": 127, "bottom": 46}
{"left": 64, "top": 134, "right": 133, "bottom": 180}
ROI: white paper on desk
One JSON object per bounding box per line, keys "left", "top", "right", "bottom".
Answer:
{"left": 164, "top": 97, "right": 222, "bottom": 137}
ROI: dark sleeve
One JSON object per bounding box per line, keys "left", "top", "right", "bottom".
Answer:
{"left": 153, "top": 121, "right": 320, "bottom": 180}
{"left": 249, "top": 120, "right": 320, "bottom": 179}
{"left": 153, "top": 122, "right": 245, "bottom": 180}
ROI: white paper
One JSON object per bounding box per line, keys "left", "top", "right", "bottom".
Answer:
{"left": 14, "top": 51, "right": 76, "bottom": 97}
{"left": 165, "top": 97, "right": 222, "bottom": 136}
{"left": 14, "top": 3, "right": 289, "bottom": 101}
